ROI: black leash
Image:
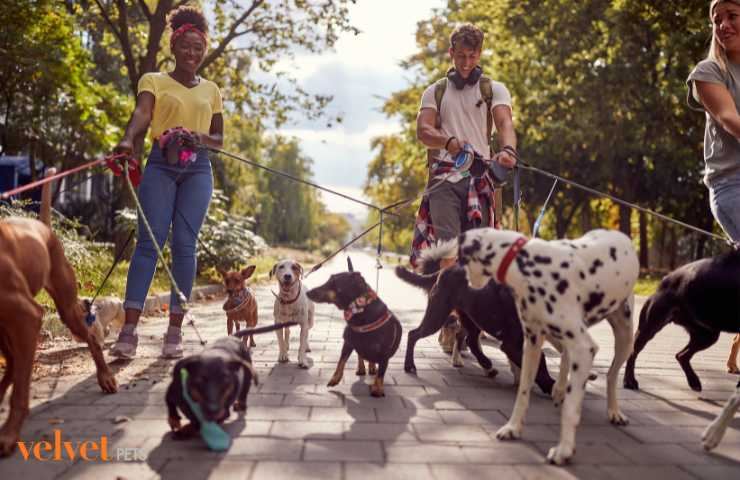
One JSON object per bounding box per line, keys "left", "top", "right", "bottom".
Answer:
{"left": 203, "top": 145, "right": 399, "bottom": 218}
{"left": 517, "top": 161, "right": 733, "bottom": 245}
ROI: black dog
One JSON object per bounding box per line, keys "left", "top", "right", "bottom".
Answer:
{"left": 306, "top": 258, "right": 402, "bottom": 397}
{"left": 166, "top": 323, "right": 294, "bottom": 438}
{"left": 624, "top": 250, "right": 740, "bottom": 392}
{"left": 396, "top": 256, "right": 555, "bottom": 395}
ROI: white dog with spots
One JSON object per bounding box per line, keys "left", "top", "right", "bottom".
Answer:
{"left": 457, "top": 228, "right": 639, "bottom": 465}
{"left": 271, "top": 260, "right": 315, "bottom": 368}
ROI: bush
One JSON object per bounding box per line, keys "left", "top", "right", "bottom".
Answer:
{"left": 114, "top": 190, "right": 267, "bottom": 273}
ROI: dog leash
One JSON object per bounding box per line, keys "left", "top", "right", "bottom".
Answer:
{"left": 201, "top": 145, "right": 399, "bottom": 218}
{"left": 516, "top": 161, "right": 734, "bottom": 246}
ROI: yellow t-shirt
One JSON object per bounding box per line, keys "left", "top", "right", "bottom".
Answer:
{"left": 137, "top": 72, "right": 223, "bottom": 140}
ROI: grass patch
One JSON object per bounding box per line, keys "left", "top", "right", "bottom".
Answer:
{"left": 634, "top": 274, "right": 661, "bottom": 297}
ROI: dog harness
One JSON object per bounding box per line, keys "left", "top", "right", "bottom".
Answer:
{"left": 223, "top": 287, "right": 254, "bottom": 315}
{"left": 344, "top": 290, "right": 393, "bottom": 333}
{"left": 496, "top": 236, "right": 529, "bottom": 284}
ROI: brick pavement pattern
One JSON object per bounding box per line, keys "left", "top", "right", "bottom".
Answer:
{"left": 1, "top": 253, "right": 738, "bottom": 479}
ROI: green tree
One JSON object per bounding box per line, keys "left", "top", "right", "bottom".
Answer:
{"left": 0, "top": 0, "right": 128, "bottom": 167}
{"left": 366, "top": 0, "right": 718, "bottom": 268}
{"left": 256, "top": 136, "right": 320, "bottom": 246}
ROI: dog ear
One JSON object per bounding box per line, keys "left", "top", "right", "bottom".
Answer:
{"left": 269, "top": 263, "right": 278, "bottom": 279}
{"left": 229, "top": 360, "right": 259, "bottom": 386}
{"left": 347, "top": 257, "right": 354, "bottom": 272}
{"left": 241, "top": 265, "right": 256, "bottom": 280}
{"left": 293, "top": 262, "right": 304, "bottom": 278}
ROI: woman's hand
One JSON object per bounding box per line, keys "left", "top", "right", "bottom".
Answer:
{"left": 114, "top": 138, "right": 134, "bottom": 157}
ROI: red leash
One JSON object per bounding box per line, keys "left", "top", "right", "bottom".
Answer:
{"left": 1, "top": 153, "right": 140, "bottom": 199}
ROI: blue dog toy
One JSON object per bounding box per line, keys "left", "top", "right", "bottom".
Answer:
{"left": 179, "top": 369, "right": 231, "bottom": 451}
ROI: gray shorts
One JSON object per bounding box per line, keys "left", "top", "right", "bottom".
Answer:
{"left": 428, "top": 177, "right": 491, "bottom": 241}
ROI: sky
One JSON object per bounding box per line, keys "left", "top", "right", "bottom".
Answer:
{"left": 269, "top": 0, "right": 444, "bottom": 219}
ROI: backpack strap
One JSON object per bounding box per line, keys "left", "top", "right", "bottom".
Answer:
{"left": 479, "top": 76, "right": 494, "bottom": 156}
{"left": 433, "top": 77, "right": 448, "bottom": 129}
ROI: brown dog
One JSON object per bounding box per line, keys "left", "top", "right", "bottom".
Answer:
{"left": 0, "top": 170, "right": 118, "bottom": 456}
{"left": 221, "top": 266, "right": 258, "bottom": 347}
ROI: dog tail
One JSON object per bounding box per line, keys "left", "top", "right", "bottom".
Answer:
{"left": 40, "top": 167, "right": 57, "bottom": 227}
{"left": 395, "top": 265, "right": 437, "bottom": 292}
{"left": 638, "top": 289, "right": 677, "bottom": 332}
{"left": 233, "top": 321, "right": 298, "bottom": 338}
{"left": 417, "top": 240, "right": 458, "bottom": 275}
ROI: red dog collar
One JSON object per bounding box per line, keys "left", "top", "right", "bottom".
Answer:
{"left": 350, "top": 310, "right": 392, "bottom": 333}
{"left": 496, "top": 237, "right": 529, "bottom": 284}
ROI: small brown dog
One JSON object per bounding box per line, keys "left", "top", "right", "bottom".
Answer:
{"left": 221, "top": 266, "right": 258, "bottom": 346}
{"left": 729, "top": 334, "right": 740, "bottom": 374}
{"left": 0, "top": 170, "right": 117, "bottom": 456}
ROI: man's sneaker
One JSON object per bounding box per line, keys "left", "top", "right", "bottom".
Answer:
{"left": 110, "top": 324, "right": 138, "bottom": 359}
{"left": 162, "top": 326, "right": 184, "bottom": 359}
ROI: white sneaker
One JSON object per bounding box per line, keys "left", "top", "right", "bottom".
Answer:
{"left": 161, "top": 326, "right": 184, "bottom": 359}
{"left": 110, "top": 324, "right": 138, "bottom": 359}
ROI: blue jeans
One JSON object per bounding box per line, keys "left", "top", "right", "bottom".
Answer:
{"left": 124, "top": 144, "right": 213, "bottom": 314}
{"left": 709, "top": 169, "right": 740, "bottom": 243}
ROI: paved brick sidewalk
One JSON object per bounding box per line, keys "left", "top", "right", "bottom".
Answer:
{"left": 1, "top": 252, "right": 738, "bottom": 479}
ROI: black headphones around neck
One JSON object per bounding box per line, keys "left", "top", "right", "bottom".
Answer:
{"left": 447, "top": 66, "right": 483, "bottom": 90}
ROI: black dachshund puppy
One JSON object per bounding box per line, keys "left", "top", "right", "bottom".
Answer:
{"left": 624, "top": 250, "right": 740, "bottom": 392}
{"left": 166, "top": 324, "right": 294, "bottom": 438}
{"left": 307, "top": 258, "right": 402, "bottom": 397}
{"left": 396, "top": 245, "right": 555, "bottom": 395}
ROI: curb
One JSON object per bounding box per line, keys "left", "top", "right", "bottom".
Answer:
{"left": 142, "top": 283, "right": 224, "bottom": 315}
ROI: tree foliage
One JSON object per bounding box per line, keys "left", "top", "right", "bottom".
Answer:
{"left": 366, "top": 0, "right": 725, "bottom": 267}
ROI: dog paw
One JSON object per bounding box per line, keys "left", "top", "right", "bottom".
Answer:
{"left": 370, "top": 386, "right": 385, "bottom": 397}
{"left": 608, "top": 409, "right": 629, "bottom": 426}
{"left": 327, "top": 375, "right": 342, "bottom": 387}
{"left": 98, "top": 371, "right": 118, "bottom": 393}
{"left": 452, "top": 357, "right": 464, "bottom": 368}
{"left": 0, "top": 431, "right": 18, "bottom": 457}
{"left": 546, "top": 444, "right": 574, "bottom": 465}
{"left": 728, "top": 365, "right": 740, "bottom": 374}
{"left": 234, "top": 401, "right": 247, "bottom": 413}
{"left": 368, "top": 364, "right": 377, "bottom": 375}
{"left": 356, "top": 367, "right": 366, "bottom": 376}
{"left": 495, "top": 423, "right": 521, "bottom": 441}
{"left": 485, "top": 367, "right": 499, "bottom": 378}
{"left": 552, "top": 385, "right": 566, "bottom": 408}
{"left": 702, "top": 422, "right": 723, "bottom": 451}
{"left": 404, "top": 364, "right": 417, "bottom": 375}
{"left": 298, "top": 362, "right": 309, "bottom": 370}
{"left": 623, "top": 376, "right": 639, "bottom": 390}
{"left": 278, "top": 355, "right": 289, "bottom": 363}
{"left": 306, "top": 347, "right": 312, "bottom": 353}
{"left": 168, "top": 416, "right": 182, "bottom": 432}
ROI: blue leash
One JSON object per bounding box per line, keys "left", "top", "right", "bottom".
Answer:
{"left": 532, "top": 178, "right": 559, "bottom": 238}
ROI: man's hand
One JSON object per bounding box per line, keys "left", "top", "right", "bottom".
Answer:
{"left": 494, "top": 150, "right": 517, "bottom": 168}
{"left": 446, "top": 137, "right": 467, "bottom": 157}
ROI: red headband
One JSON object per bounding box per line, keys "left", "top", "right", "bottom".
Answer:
{"left": 170, "top": 23, "right": 207, "bottom": 49}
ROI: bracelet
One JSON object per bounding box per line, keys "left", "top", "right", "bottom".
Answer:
{"left": 501, "top": 145, "right": 519, "bottom": 159}
{"left": 444, "top": 136, "right": 457, "bottom": 151}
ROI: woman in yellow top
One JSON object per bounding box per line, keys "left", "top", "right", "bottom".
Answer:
{"left": 111, "top": 6, "right": 223, "bottom": 359}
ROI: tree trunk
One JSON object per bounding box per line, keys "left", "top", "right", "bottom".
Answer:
{"left": 619, "top": 204, "right": 631, "bottom": 237}
{"left": 639, "top": 210, "right": 649, "bottom": 269}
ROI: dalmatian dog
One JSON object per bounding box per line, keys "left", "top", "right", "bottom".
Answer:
{"left": 271, "top": 260, "right": 315, "bottom": 368}
{"left": 457, "top": 228, "right": 639, "bottom": 465}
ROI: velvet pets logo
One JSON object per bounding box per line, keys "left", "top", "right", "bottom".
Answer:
{"left": 17, "top": 429, "right": 146, "bottom": 462}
